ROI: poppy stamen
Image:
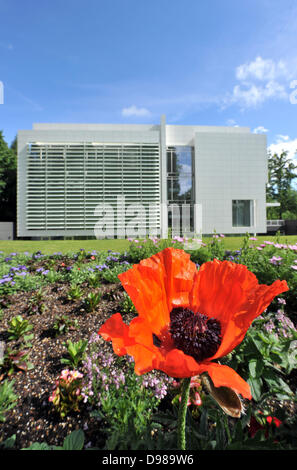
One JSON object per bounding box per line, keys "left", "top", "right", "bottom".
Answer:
{"left": 169, "top": 307, "right": 222, "bottom": 363}
{"left": 152, "top": 333, "right": 162, "bottom": 347}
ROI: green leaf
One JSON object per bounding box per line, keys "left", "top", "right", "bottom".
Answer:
{"left": 24, "top": 333, "right": 34, "bottom": 343}
{"left": 248, "top": 333, "right": 265, "bottom": 354}
{"left": 62, "top": 430, "right": 85, "bottom": 450}
{"left": 250, "top": 358, "right": 264, "bottom": 378}
{"left": 248, "top": 377, "right": 262, "bottom": 401}
{"left": 0, "top": 434, "right": 16, "bottom": 449}
{"left": 22, "top": 442, "right": 53, "bottom": 450}
{"left": 262, "top": 369, "right": 293, "bottom": 397}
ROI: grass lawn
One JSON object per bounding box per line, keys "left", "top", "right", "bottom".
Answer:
{"left": 0, "top": 234, "right": 297, "bottom": 255}
{"left": 0, "top": 238, "right": 130, "bottom": 255}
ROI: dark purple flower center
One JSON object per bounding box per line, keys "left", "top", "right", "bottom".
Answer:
{"left": 168, "top": 307, "right": 222, "bottom": 362}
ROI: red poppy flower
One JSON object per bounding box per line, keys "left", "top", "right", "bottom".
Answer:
{"left": 98, "top": 248, "right": 288, "bottom": 399}
{"left": 249, "top": 414, "right": 282, "bottom": 438}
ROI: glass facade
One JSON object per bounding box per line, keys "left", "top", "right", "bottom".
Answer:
{"left": 232, "top": 200, "right": 254, "bottom": 227}
{"left": 167, "top": 146, "right": 194, "bottom": 234}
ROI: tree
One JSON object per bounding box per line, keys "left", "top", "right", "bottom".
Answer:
{"left": 266, "top": 150, "right": 297, "bottom": 219}
{"left": 0, "top": 131, "right": 17, "bottom": 223}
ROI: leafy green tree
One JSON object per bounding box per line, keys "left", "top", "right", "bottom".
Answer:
{"left": 266, "top": 150, "right": 297, "bottom": 219}
{"left": 0, "top": 131, "right": 17, "bottom": 223}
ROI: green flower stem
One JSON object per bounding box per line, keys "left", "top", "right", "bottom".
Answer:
{"left": 177, "top": 377, "right": 191, "bottom": 450}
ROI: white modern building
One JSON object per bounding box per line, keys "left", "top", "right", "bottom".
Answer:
{"left": 17, "top": 116, "right": 268, "bottom": 238}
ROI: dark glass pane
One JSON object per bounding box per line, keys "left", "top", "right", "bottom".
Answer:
{"left": 167, "top": 179, "right": 172, "bottom": 201}
{"left": 172, "top": 178, "right": 181, "bottom": 199}
{"left": 167, "top": 151, "right": 172, "bottom": 173}
{"left": 232, "top": 200, "right": 251, "bottom": 227}
{"left": 172, "top": 151, "right": 177, "bottom": 173}
{"left": 167, "top": 146, "right": 195, "bottom": 235}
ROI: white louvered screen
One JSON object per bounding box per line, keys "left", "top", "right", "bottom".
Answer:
{"left": 26, "top": 142, "right": 161, "bottom": 236}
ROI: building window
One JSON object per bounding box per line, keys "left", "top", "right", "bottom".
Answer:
{"left": 167, "top": 146, "right": 194, "bottom": 234}
{"left": 232, "top": 200, "right": 254, "bottom": 227}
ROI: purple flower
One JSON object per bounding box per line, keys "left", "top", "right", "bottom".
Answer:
{"left": 95, "top": 264, "right": 108, "bottom": 271}
{"left": 263, "top": 319, "right": 275, "bottom": 333}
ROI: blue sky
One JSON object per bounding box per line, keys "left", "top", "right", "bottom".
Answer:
{"left": 1, "top": 0, "right": 297, "bottom": 157}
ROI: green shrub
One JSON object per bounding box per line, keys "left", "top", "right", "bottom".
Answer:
{"left": 0, "top": 379, "right": 18, "bottom": 422}
{"left": 7, "top": 315, "right": 34, "bottom": 342}
{"left": 61, "top": 339, "right": 88, "bottom": 369}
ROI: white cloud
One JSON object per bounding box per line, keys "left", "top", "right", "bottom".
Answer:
{"left": 225, "top": 56, "right": 296, "bottom": 109}
{"left": 253, "top": 126, "right": 269, "bottom": 134}
{"left": 268, "top": 135, "right": 297, "bottom": 159}
{"left": 230, "top": 79, "right": 287, "bottom": 108}
{"left": 276, "top": 134, "right": 290, "bottom": 142}
{"left": 226, "top": 118, "right": 239, "bottom": 127}
{"left": 121, "top": 105, "right": 151, "bottom": 117}
{"left": 236, "top": 56, "right": 290, "bottom": 82}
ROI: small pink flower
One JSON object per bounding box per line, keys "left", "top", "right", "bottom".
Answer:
{"left": 60, "top": 369, "right": 70, "bottom": 380}
{"left": 193, "top": 391, "right": 202, "bottom": 406}
{"left": 269, "top": 256, "right": 282, "bottom": 265}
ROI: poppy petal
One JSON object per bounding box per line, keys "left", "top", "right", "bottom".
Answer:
{"left": 98, "top": 313, "right": 133, "bottom": 356}
{"left": 189, "top": 259, "right": 288, "bottom": 359}
{"left": 158, "top": 348, "right": 202, "bottom": 378}
{"left": 198, "top": 362, "right": 252, "bottom": 399}
{"left": 99, "top": 314, "right": 165, "bottom": 375}
{"left": 119, "top": 248, "right": 197, "bottom": 334}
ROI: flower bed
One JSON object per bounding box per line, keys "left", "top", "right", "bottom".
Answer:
{"left": 0, "top": 235, "right": 297, "bottom": 451}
